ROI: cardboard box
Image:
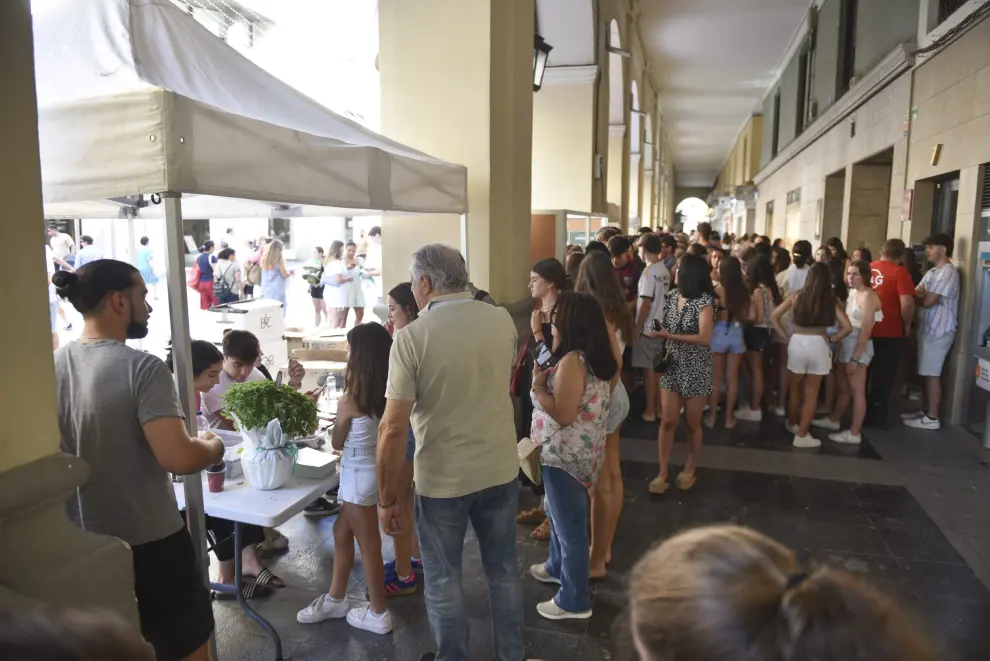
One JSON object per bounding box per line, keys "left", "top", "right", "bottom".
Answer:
{"left": 282, "top": 358, "right": 347, "bottom": 392}
{"left": 283, "top": 327, "right": 309, "bottom": 356}
{"left": 207, "top": 299, "right": 284, "bottom": 339}
{"left": 294, "top": 348, "right": 348, "bottom": 362}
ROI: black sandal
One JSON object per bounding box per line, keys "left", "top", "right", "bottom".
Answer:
{"left": 213, "top": 580, "right": 274, "bottom": 601}
{"left": 246, "top": 567, "right": 285, "bottom": 588}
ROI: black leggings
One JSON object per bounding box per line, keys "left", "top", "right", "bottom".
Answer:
{"left": 183, "top": 511, "right": 265, "bottom": 562}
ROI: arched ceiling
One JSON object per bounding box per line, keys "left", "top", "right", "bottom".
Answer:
{"left": 536, "top": 0, "right": 595, "bottom": 66}
{"left": 640, "top": 0, "right": 809, "bottom": 187}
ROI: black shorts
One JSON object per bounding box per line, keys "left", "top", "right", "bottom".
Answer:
{"left": 310, "top": 285, "right": 325, "bottom": 300}
{"left": 132, "top": 527, "right": 214, "bottom": 661}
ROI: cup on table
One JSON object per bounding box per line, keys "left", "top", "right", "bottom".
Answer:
{"left": 206, "top": 462, "right": 226, "bottom": 493}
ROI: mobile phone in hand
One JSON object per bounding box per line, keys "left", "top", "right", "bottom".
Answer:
{"left": 530, "top": 340, "right": 558, "bottom": 371}
{"left": 652, "top": 319, "right": 662, "bottom": 332}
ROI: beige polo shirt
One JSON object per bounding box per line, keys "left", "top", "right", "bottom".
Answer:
{"left": 386, "top": 291, "right": 519, "bottom": 498}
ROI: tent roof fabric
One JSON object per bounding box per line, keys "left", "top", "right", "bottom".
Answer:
{"left": 33, "top": 0, "right": 468, "bottom": 216}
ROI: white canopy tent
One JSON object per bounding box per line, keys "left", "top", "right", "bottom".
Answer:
{"left": 32, "top": 4, "right": 468, "bottom": 654}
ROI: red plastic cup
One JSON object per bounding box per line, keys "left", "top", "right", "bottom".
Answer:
{"left": 206, "top": 467, "right": 226, "bottom": 493}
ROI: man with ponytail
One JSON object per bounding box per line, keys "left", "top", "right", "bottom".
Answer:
{"left": 52, "top": 259, "right": 223, "bottom": 661}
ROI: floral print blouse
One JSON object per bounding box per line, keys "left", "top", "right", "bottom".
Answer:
{"left": 530, "top": 352, "right": 610, "bottom": 488}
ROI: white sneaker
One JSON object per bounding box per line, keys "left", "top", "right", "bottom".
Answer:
{"left": 536, "top": 599, "right": 592, "bottom": 621}
{"left": 811, "top": 417, "right": 840, "bottom": 431}
{"left": 734, "top": 407, "right": 762, "bottom": 422}
{"left": 297, "top": 594, "right": 349, "bottom": 624}
{"left": 346, "top": 603, "right": 393, "bottom": 634}
{"left": 786, "top": 423, "right": 799, "bottom": 435}
{"left": 904, "top": 415, "right": 940, "bottom": 430}
{"left": 900, "top": 410, "right": 922, "bottom": 420}
{"left": 829, "top": 429, "right": 862, "bottom": 444}
{"left": 792, "top": 434, "right": 821, "bottom": 448}
{"left": 529, "top": 564, "right": 561, "bottom": 585}
{"left": 908, "top": 390, "right": 922, "bottom": 401}
{"left": 771, "top": 406, "right": 786, "bottom": 417}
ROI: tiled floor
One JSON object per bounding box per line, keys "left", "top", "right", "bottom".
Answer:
{"left": 211, "top": 417, "right": 990, "bottom": 661}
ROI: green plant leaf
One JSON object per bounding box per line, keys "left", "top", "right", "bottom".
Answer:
{"left": 223, "top": 379, "right": 318, "bottom": 438}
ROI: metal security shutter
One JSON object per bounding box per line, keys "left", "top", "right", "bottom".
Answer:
{"left": 982, "top": 162, "right": 990, "bottom": 212}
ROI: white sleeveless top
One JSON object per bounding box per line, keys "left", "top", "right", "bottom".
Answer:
{"left": 344, "top": 414, "right": 380, "bottom": 450}
{"left": 846, "top": 292, "right": 883, "bottom": 329}
{"left": 616, "top": 329, "right": 626, "bottom": 355}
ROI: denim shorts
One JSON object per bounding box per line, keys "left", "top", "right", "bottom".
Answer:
{"left": 710, "top": 321, "right": 745, "bottom": 354}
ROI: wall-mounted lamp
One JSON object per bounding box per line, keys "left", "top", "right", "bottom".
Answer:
{"left": 534, "top": 34, "right": 553, "bottom": 92}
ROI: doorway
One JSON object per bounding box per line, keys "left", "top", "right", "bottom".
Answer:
{"left": 822, "top": 168, "right": 846, "bottom": 241}
{"left": 931, "top": 173, "right": 960, "bottom": 240}
{"left": 765, "top": 200, "right": 775, "bottom": 239}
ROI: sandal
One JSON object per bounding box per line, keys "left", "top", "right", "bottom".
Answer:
{"left": 213, "top": 580, "right": 274, "bottom": 601}
{"left": 530, "top": 518, "right": 551, "bottom": 541}
{"left": 245, "top": 568, "right": 285, "bottom": 588}
{"left": 648, "top": 476, "right": 669, "bottom": 495}
{"left": 676, "top": 472, "right": 697, "bottom": 491}
{"left": 516, "top": 507, "right": 546, "bottom": 524}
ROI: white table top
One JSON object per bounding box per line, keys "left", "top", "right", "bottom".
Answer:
{"left": 175, "top": 468, "right": 338, "bottom": 528}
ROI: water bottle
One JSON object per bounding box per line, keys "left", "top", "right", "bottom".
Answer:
{"left": 324, "top": 375, "right": 338, "bottom": 403}
{"left": 195, "top": 410, "right": 211, "bottom": 440}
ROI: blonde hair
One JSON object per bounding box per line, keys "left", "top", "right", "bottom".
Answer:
{"left": 629, "top": 525, "right": 932, "bottom": 661}
{"left": 260, "top": 239, "right": 284, "bottom": 271}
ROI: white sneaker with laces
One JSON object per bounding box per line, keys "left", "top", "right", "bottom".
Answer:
{"left": 904, "top": 415, "right": 940, "bottom": 430}
{"left": 346, "top": 603, "right": 393, "bottom": 634}
{"left": 735, "top": 407, "right": 762, "bottom": 422}
{"left": 900, "top": 410, "right": 922, "bottom": 420}
{"left": 530, "top": 564, "right": 561, "bottom": 585}
{"left": 792, "top": 434, "right": 822, "bottom": 448}
{"left": 297, "top": 594, "right": 349, "bottom": 624}
{"left": 829, "top": 429, "right": 862, "bottom": 444}
{"left": 811, "top": 417, "right": 840, "bottom": 431}
{"left": 536, "top": 599, "right": 592, "bottom": 621}
{"left": 771, "top": 406, "right": 786, "bottom": 417}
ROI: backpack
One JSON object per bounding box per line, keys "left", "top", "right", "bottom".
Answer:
{"left": 245, "top": 262, "right": 262, "bottom": 286}
{"left": 213, "top": 263, "right": 234, "bottom": 300}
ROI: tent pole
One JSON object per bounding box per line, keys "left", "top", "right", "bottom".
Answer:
{"left": 459, "top": 213, "right": 469, "bottom": 273}
{"left": 161, "top": 192, "right": 216, "bottom": 660}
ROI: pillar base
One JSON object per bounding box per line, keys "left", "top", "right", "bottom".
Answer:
{"left": 0, "top": 453, "right": 139, "bottom": 628}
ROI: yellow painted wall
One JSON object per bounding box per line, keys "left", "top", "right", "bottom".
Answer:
{"left": 714, "top": 116, "right": 764, "bottom": 196}
{"left": 0, "top": 0, "right": 61, "bottom": 472}
{"left": 532, "top": 83, "right": 595, "bottom": 211}
{"left": 378, "top": 0, "right": 533, "bottom": 303}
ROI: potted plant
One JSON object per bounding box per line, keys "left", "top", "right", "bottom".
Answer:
{"left": 223, "top": 380, "right": 318, "bottom": 490}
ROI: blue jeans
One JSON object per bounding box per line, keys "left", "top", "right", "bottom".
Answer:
{"left": 414, "top": 480, "right": 524, "bottom": 661}
{"left": 542, "top": 465, "right": 591, "bottom": 613}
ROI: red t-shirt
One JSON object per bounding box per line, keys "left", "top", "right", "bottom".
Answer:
{"left": 870, "top": 259, "right": 914, "bottom": 337}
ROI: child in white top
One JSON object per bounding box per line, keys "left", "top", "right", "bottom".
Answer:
{"left": 297, "top": 323, "right": 394, "bottom": 634}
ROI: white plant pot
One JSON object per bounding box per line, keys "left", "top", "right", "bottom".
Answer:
{"left": 241, "top": 448, "right": 292, "bottom": 491}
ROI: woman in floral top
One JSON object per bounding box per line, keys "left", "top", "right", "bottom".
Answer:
{"left": 529, "top": 292, "right": 617, "bottom": 621}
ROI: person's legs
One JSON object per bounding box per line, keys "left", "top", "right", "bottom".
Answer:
{"left": 866, "top": 337, "right": 900, "bottom": 423}
{"left": 777, "top": 343, "right": 790, "bottom": 411}
{"left": 349, "top": 504, "right": 387, "bottom": 614}
{"left": 925, "top": 375, "right": 942, "bottom": 419}
{"left": 590, "top": 428, "right": 622, "bottom": 577}
{"left": 706, "top": 351, "right": 725, "bottom": 427}
{"left": 541, "top": 466, "right": 591, "bottom": 614}
{"left": 468, "top": 481, "right": 524, "bottom": 660}
{"left": 787, "top": 372, "right": 804, "bottom": 429}
{"left": 682, "top": 395, "right": 705, "bottom": 478}
{"left": 392, "top": 460, "right": 418, "bottom": 579}
{"left": 642, "top": 368, "right": 658, "bottom": 420}
{"left": 748, "top": 350, "right": 764, "bottom": 412}
{"left": 849, "top": 363, "right": 868, "bottom": 436}
{"left": 655, "top": 389, "right": 682, "bottom": 485}
{"left": 798, "top": 375, "right": 824, "bottom": 436}
{"left": 354, "top": 307, "right": 365, "bottom": 324}
{"left": 725, "top": 352, "right": 742, "bottom": 425}
{"left": 328, "top": 510, "right": 355, "bottom": 601}
{"left": 415, "top": 492, "right": 471, "bottom": 661}
{"left": 830, "top": 362, "right": 851, "bottom": 424}
{"left": 312, "top": 297, "right": 321, "bottom": 326}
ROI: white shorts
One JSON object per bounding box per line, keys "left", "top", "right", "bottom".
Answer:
{"left": 787, "top": 334, "right": 832, "bottom": 376}
{"left": 606, "top": 382, "right": 629, "bottom": 434}
{"left": 837, "top": 329, "right": 873, "bottom": 366}
{"left": 338, "top": 449, "right": 378, "bottom": 507}
{"left": 918, "top": 332, "right": 955, "bottom": 377}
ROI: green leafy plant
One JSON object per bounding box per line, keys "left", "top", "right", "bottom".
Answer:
{"left": 223, "top": 380, "right": 318, "bottom": 438}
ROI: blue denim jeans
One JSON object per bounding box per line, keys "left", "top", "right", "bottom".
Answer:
{"left": 542, "top": 465, "right": 591, "bottom": 613}
{"left": 414, "top": 480, "right": 524, "bottom": 661}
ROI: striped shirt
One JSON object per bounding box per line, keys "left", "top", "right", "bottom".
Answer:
{"left": 918, "top": 262, "right": 959, "bottom": 339}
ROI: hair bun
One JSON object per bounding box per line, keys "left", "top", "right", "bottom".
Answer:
{"left": 51, "top": 269, "right": 78, "bottom": 296}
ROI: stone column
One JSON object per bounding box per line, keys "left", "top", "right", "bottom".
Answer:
{"left": 0, "top": 0, "right": 139, "bottom": 626}
{"left": 378, "top": 0, "right": 534, "bottom": 305}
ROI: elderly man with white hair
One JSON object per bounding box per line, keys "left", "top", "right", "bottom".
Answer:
{"left": 376, "top": 244, "right": 523, "bottom": 661}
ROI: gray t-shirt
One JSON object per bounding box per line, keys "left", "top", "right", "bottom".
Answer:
{"left": 55, "top": 340, "right": 185, "bottom": 546}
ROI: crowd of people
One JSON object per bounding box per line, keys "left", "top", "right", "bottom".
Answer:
{"left": 35, "top": 224, "right": 950, "bottom": 661}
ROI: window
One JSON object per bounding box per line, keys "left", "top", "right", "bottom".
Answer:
{"left": 772, "top": 90, "right": 782, "bottom": 158}
{"left": 939, "top": 0, "right": 970, "bottom": 24}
